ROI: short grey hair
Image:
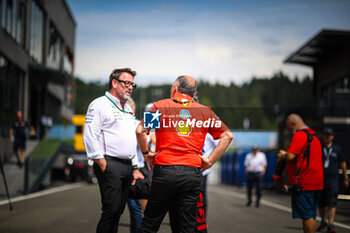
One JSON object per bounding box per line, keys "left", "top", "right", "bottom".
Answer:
{"left": 174, "top": 76, "right": 197, "bottom": 97}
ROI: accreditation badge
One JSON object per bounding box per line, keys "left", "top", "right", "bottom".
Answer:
{"left": 324, "top": 159, "right": 329, "bottom": 168}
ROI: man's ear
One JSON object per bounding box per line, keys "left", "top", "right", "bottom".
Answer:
{"left": 170, "top": 84, "right": 178, "bottom": 97}
{"left": 112, "top": 79, "right": 118, "bottom": 89}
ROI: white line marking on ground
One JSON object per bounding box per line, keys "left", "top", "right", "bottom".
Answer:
{"left": 209, "top": 186, "right": 350, "bottom": 230}
{"left": 0, "top": 183, "right": 85, "bottom": 206}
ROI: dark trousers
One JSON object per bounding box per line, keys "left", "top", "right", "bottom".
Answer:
{"left": 246, "top": 172, "right": 262, "bottom": 205}
{"left": 201, "top": 175, "right": 208, "bottom": 213}
{"left": 169, "top": 174, "right": 208, "bottom": 233}
{"left": 139, "top": 165, "right": 201, "bottom": 233}
{"left": 93, "top": 156, "right": 133, "bottom": 233}
{"left": 195, "top": 176, "right": 208, "bottom": 233}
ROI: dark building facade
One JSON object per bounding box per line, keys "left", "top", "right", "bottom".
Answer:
{"left": 0, "top": 0, "right": 76, "bottom": 158}
{"left": 285, "top": 29, "right": 350, "bottom": 167}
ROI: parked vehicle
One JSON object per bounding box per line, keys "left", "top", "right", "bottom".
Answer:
{"left": 64, "top": 115, "right": 96, "bottom": 183}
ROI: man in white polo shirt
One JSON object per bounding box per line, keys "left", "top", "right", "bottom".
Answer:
{"left": 244, "top": 145, "right": 267, "bottom": 208}
{"left": 83, "top": 68, "right": 144, "bottom": 233}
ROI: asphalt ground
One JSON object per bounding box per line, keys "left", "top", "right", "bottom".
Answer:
{"left": 0, "top": 183, "right": 349, "bottom": 233}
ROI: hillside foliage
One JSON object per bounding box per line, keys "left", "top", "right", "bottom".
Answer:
{"left": 75, "top": 71, "right": 313, "bottom": 130}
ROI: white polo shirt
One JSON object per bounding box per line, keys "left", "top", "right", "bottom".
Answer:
{"left": 202, "top": 134, "right": 218, "bottom": 176}
{"left": 244, "top": 151, "right": 267, "bottom": 173}
{"left": 133, "top": 119, "right": 145, "bottom": 168}
{"left": 83, "top": 91, "right": 138, "bottom": 165}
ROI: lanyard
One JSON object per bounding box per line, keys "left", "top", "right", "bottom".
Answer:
{"left": 323, "top": 146, "right": 332, "bottom": 168}
{"left": 171, "top": 98, "right": 193, "bottom": 108}
{"left": 105, "top": 94, "right": 133, "bottom": 115}
{"left": 323, "top": 147, "right": 333, "bottom": 160}
{"left": 171, "top": 98, "right": 193, "bottom": 103}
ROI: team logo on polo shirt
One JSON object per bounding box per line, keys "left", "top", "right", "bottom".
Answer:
{"left": 144, "top": 110, "right": 161, "bottom": 129}
{"left": 179, "top": 109, "right": 190, "bottom": 120}
{"left": 177, "top": 109, "right": 192, "bottom": 136}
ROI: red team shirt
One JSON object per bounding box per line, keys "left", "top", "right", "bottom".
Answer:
{"left": 143, "top": 93, "right": 229, "bottom": 168}
{"left": 287, "top": 128, "right": 324, "bottom": 190}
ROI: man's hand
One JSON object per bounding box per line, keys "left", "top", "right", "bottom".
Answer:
{"left": 340, "top": 162, "right": 349, "bottom": 189}
{"left": 199, "top": 130, "right": 233, "bottom": 172}
{"left": 94, "top": 158, "right": 107, "bottom": 173}
{"left": 132, "top": 169, "right": 144, "bottom": 185}
{"left": 199, "top": 155, "right": 214, "bottom": 172}
{"left": 277, "top": 150, "right": 287, "bottom": 162}
{"left": 144, "top": 151, "right": 159, "bottom": 170}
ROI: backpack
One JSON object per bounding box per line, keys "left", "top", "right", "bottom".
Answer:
{"left": 294, "top": 129, "right": 317, "bottom": 178}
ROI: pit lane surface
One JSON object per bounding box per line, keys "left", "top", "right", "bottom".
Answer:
{"left": 0, "top": 183, "right": 349, "bottom": 233}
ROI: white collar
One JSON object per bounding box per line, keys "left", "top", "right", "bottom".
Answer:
{"left": 105, "top": 91, "right": 125, "bottom": 110}
{"left": 105, "top": 91, "right": 134, "bottom": 114}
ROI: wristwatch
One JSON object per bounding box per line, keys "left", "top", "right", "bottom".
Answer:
{"left": 142, "top": 150, "right": 149, "bottom": 155}
{"left": 132, "top": 165, "right": 138, "bottom": 170}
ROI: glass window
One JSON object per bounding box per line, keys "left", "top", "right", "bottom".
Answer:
{"left": 15, "top": 0, "right": 25, "bottom": 44}
{"left": 5, "top": 0, "right": 13, "bottom": 33}
{"left": 0, "top": 54, "right": 24, "bottom": 137}
{"left": 0, "top": 0, "right": 25, "bottom": 45}
{"left": 0, "top": 56, "right": 8, "bottom": 112}
{"left": 63, "top": 48, "right": 73, "bottom": 75}
{"left": 29, "top": 0, "right": 43, "bottom": 64}
{"left": 65, "top": 84, "right": 74, "bottom": 108}
{"left": 47, "top": 23, "right": 63, "bottom": 70}
{"left": 0, "top": 0, "right": 2, "bottom": 27}
{"left": 1, "top": 0, "right": 7, "bottom": 29}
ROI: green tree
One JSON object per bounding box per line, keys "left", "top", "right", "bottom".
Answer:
{"left": 74, "top": 71, "right": 313, "bottom": 130}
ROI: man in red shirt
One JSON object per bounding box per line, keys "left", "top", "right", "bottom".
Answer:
{"left": 136, "top": 75, "right": 233, "bottom": 233}
{"left": 277, "top": 114, "right": 323, "bottom": 233}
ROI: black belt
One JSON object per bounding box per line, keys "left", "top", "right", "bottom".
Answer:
{"left": 248, "top": 171, "right": 261, "bottom": 175}
{"left": 154, "top": 165, "right": 200, "bottom": 172}
{"left": 104, "top": 155, "right": 131, "bottom": 165}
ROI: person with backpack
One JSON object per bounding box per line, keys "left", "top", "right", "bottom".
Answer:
{"left": 277, "top": 113, "right": 323, "bottom": 233}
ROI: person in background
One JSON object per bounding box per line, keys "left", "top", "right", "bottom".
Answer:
{"left": 317, "top": 127, "right": 349, "bottom": 233}
{"left": 9, "top": 110, "right": 36, "bottom": 168}
{"left": 144, "top": 103, "right": 157, "bottom": 165}
{"left": 141, "top": 103, "right": 156, "bottom": 214}
{"left": 193, "top": 94, "right": 219, "bottom": 214}
{"left": 244, "top": 145, "right": 267, "bottom": 207}
{"left": 277, "top": 114, "right": 323, "bottom": 233}
{"left": 201, "top": 133, "right": 218, "bottom": 213}
{"left": 83, "top": 68, "right": 144, "bottom": 233}
{"left": 127, "top": 98, "right": 145, "bottom": 233}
